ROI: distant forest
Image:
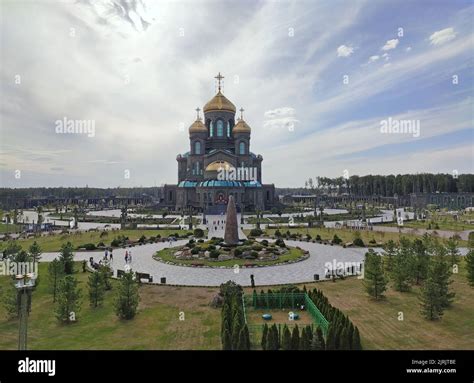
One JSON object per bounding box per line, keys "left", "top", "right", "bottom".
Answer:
{"left": 0, "top": 173, "right": 473, "bottom": 199}
{"left": 278, "top": 173, "right": 474, "bottom": 196}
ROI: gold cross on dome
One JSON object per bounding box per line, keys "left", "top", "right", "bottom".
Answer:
{"left": 195, "top": 107, "right": 201, "bottom": 120}
{"left": 239, "top": 107, "right": 245, "bottom": 120}
{"left": 215, "top": 72, "right": 224, "bottom": 92}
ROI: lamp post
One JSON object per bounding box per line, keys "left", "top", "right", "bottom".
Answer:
{"left": 15, "top": 272, "right": 36, "bottom": 351}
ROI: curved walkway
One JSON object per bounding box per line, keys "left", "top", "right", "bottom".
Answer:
{"left": 40, "top": 240, "right": 469, "bottom": 287}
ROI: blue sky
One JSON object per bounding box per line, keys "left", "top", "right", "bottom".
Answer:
{"left": 0, "top": 0, "right": 473, "bottom": 188}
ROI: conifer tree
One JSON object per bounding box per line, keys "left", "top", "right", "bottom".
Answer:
{"left": 282, "top": 325, "right": 292, "bottom": 350}
{"left": 466, "top": 249, "right": 474, "bottom": 287}
{"left": 446, "top": 237, "right": 460, "bottom": 267}
{"left": 383, "top": 240, "right": 397, "bottom": 272}
{"left": 412, "top": 239, "right": 429, "bottom": 285}
{"left": 291, "top": 325, "right": 300, "bottom": 350}
{"left": 363, "top": 250, "right": 387, "bottom": 299}
{"left": 326, "top": 323, "right": 336, "bottom": 350}
{"left": 59, "top": 242, "right": 75, "bottom": 274}
{"left": 339, "top": 326, "right": 350, "bottom": 350}
{"left": 88, "top": 271, "right": 105, "bottom": 308}
{"left": 391, "top": 238, "right": 414, "bottom": 292}
{"left": 352, "top": 327, "right": 362, "bottom": 350}
{"left": 48, "top": 258, "right": 64, "bottom": 303}
{"left": 222, "top": 328, "right": 232, "bottom": 350}
{"left": 311, "top": 329, "right": 324, "bottom": 350}
{"left": 316, "top": 327, "right": 326, "bottom": 350}
{"left": 261, "top": 323, "right": 269, "bottom": 350}
{"left": 55, "top": 275, "right": 81, "bottom": 323}
{"left": 114, "top": 271, "right": 139, "bottom": 320}
{"left": 28, "top": 241, "right": 42, "bottom": 263}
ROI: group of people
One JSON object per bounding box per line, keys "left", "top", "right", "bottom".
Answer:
{"left": 211, "top": 219, "right": 226, "bottom": 232}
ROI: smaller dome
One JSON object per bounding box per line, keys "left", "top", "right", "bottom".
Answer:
{"left": 233, "top": 119, "right": 251, "bottom": 134}
{"left": 189, "top": 119, "right": 207, "bottom": 133}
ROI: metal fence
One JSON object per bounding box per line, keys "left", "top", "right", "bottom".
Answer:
{"left": 242, "top": 292, "right": 329, "bottom": 348}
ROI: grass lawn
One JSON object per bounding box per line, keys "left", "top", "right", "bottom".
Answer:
{"left": 246, "top": 308, "right": 313, "bottom": 326}
{"left": 244, "top": 259, "right": 474, "bottom": 350}
{"left": 0, "top": 223, "right": 22, "bottom": 234}
{"left": 382, "top": 219, "right": 474, "bottom": 232}
{"left": 153, "top": 246, "right": 305, "bottom": 267}
{"left": 0, "top": 229, "right": 195, "bottom": 253}
{"left": 0, "top": 262, "right": 221, "bottom": 350}
{"left": 255, "top": 227, "right": 467, "bottom": 246}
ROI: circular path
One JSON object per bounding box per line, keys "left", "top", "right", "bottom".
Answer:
{"left": 40, "top": 240, "right": 469, "bottom": 287}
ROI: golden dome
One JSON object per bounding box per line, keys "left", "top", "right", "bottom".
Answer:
{"left": 205, "top": 160, "right": 233, "bottom": 172}
{"left": 233, "top": 119, "right": 251, "bottom": 134}
{"left": 189, "top": 119, "right": 207, "bottom": 133}
{"left": 203, "top": 91, "right": 236, "bottom": 113}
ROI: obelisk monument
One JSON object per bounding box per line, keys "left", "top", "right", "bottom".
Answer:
{"left": 224, "top": 195, "right": 239, "bottom": 245}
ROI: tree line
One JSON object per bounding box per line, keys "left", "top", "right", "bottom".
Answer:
{"left": 363, "top": 234, "right": 474, "bottom": 320}
{"left": 300, "top": 173, "right": 474, "bottom": 196}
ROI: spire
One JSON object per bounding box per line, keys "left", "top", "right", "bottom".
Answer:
{"left": 239, "top": 107, "right": 245, "bottom": 120}
{"left": 195, "top": 107, "right": 201, "bottom": 121}
{"left": 214, "top": 72, "right": 224, "bottom": 92}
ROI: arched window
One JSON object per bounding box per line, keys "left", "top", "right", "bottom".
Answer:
{"left": 239, "top": 141, "right": 246, "bottom": 155}
{"left": 209, "top": 121, "right": 214, "bottom": 137}
{"left": 216, "top": 120, "right": 224, "bottom": 136}
{"left": 227, "top": 121, "right": 231, "bottom": 137}
{"left": 194, "top": 141, "right": 201, "bottom": 155}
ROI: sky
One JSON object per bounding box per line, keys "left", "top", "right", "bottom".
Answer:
{"left": 0, "top": 0, "right": 473, "bottom": 188}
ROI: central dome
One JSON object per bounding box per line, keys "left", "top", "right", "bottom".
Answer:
{"left": 203, "top": 91, "right": 236, "bottom": 113}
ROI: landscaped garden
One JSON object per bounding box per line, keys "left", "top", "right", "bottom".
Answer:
{"left": 0, "top": 229, "right": 196, "bottom": 253}
{"left": 153, "top": 237, "right": 308, "bottom": 268}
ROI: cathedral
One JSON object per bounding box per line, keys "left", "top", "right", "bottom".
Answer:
{"left": 162, "top": 73, "right": 276, "bottom": 214}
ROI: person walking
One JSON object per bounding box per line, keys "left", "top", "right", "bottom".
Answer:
{"left": 125, "top": 250, "right": 129, "bottom": 264}
{"left": 128, "top": 250, "right": 132, "bottom": 264}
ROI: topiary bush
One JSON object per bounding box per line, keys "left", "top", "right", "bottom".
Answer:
{"left": 250, "top": 228, "right": 263, "bottom": 237}
{"left": 209, "top": 249, "right": 220, "bottom": 259}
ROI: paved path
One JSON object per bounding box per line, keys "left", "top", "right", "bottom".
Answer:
{"left": 40, "top": 240, "right": 372, "bottom": 286}
{"left": 38, "top": 240, "right": 471, "bottom": 287}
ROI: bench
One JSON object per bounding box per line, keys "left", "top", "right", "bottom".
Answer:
{"left": 136, "top": 272, "right": 153, "bottom": 283}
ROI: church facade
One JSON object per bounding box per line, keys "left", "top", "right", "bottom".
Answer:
{"left": 162, "top": 74, "right": 276, "bottom": 214}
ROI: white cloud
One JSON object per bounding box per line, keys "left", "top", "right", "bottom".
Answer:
{"left": 264, "top": 107, "right": 295, "bottom": 119}
{"left": 429, "top": 27, "right": 457, "bottom": 45}
{"left": 406, "top": 46, "right": 412, "bottom": 52}
{"left": 382, "top": 38, "right": 399, "bottom": 51}
{"left": 382, "top": 53, "right": 390, "bottom": 60}
{"left": 337, "top": 44, "right": 354, "bottom": 57}
{"left": 368, "top": 55, "right": 379, "bottom": 62}
{"left": 263, "top": 107, "right": 298, "bottom": 131}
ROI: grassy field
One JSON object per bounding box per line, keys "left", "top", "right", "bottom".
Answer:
{"left": 244, "top": 259, "right": 474, "bottom": 350}
{"left": 0, "top": 260, "right": 472, "bottom": 350}
{"left": 0, "top": 229, "right": 194, "bottom": 253}
{"left": 154, "top": 246, "right": 305, "bottom": 267}
{"left": 0, "top": 262, "right": 221, "bottom": 350}
{"left": 382, "top": 219, "right": 474, "bottom": 232}
{"left": 252, "top": 226, "right": 468, "bottom": 246}
{"left": 0, "top": 223, "right": 22, "bottom": 234}
{"left": 246, "top": 308, "right": 314, "bottom": 326}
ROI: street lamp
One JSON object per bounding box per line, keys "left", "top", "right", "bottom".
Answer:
{"left": 15, "top": 272, "right": 36, "bottom": 350}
